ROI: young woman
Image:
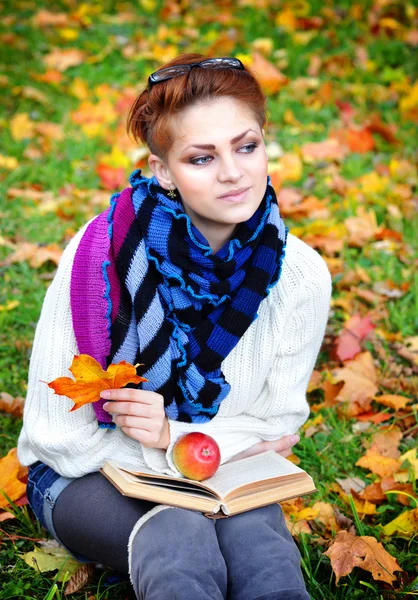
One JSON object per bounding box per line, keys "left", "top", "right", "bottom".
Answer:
{"left": 18, "top": 54, "right": 331, "bottom": 600}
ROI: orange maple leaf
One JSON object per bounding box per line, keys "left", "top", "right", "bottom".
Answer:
{"left": 0, "top": 448, "right": 27, "bottom": 509}
{"left": 45, "top": 354, "right": 148, "bottom": 412}
{"left": 324, "top": 530, "right": 402, "bottom": 584}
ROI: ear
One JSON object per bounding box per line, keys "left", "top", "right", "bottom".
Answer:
{"left": 148, "top": 154, "right": 173, "bottom": 190}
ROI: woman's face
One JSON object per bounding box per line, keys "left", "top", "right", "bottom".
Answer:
{"left": 149, "top": 97, "right": 268, "bottom": 253}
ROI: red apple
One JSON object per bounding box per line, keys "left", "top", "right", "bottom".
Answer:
{"left": 172, "top": 432, "right": 221, "bottom": 481}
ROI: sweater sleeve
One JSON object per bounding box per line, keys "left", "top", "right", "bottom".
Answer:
{"left": 17, "top": 221, "right": 175, "bottom": 478}
{"left": 163, "top": 250, "right": 332, "bottom": 472}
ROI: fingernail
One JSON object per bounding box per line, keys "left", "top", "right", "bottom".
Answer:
{"left": 102, "top": 403, "right": 109, "bottom": 411}
{"left": 290, "top": 434, "right": 300, "bottom": 445}
{"left": 100, "top": 390, "right": 110, "bottom": 398}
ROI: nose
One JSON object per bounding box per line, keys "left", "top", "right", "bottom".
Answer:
{"left": 217, "top": 153, "right": 243, "bottom": 183}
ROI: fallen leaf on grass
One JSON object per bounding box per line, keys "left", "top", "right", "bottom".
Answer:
{"left": 374, "top": 394, "right": 412, "bottom": 410}
{"left": 332, "top": 352, "right": 379, "bottom": 416}
{"left": 0, "top": 392, "right": 25, "bottom": 418}
{"left": 0, "top": 241, "right": 62, "bottom": 269}
{"left": 301, "top": 138, "right": 347, "bottom": 163}
{"left": 96, "top": 163, "right": 126, "bottom": 190}
{"left": 46, "top": 354, "right": 148, "bottom": 411}
{"left": 382, "top": 508, "right": 418, "bottom": 538}
{"left": 10, "top": 113, "right": 35, "bottom": 141}
{"left": 0, "top": 510, "right": 16, "bottom": 522}
{"left": 22, "top": 541, "right": 82, "bottom": 582}
{"left": 0, "top": 448, "right": 27, "bottom": 509}
{"left": 336, "top": 477, "right": 366, "bottom": 495}
{"left": 345, "top": 207, "right": 379, "bottom": 247}
{"left": 250, "top": 52, "right": 288, "bottom": 95}
{"left": 64, "top": 563, "right": 95, "bottom": 595}
{"left": 334, "top": 314, "right": 375, "bottom": 362}
{"left": 394, "top": 449, "right": 418, "bottom": 483}
{"left": 356, "top": 449, "right": 401, "bottom": 478}
{"left": 324, "top": 530, "right": 402, "bottom": 584}
{"left": 43, "top": 48, "right": 86, "bottom": 71}
{"left": 369, "top": 426, "right": 402, "bottom": 459}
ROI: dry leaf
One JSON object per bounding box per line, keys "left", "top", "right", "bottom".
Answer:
{"left": 23, "top": 543, "right": 82, "bottom": 581}
{"left": 0, "top": 241, "right": 62, "bottom": 269}
{"left": 336, "top": 477, "right": 366, "bottom": 495}
{"left": 96, "top": 163, "right": 126, "bottom": 190}
{"left": 369, "top": 426, "right": 402, "bottom": 459}
{"left": 324, "top": 530, "right": 402, "bottom": 584}
{"left": 44, "top": 48, "right": 86, "bottom": 72}
{"left": 0, "top": 392, "right": 25, "bottom": 418}
{"left": 10, "top": 113, "right": 35, "bottom": 141}
{"left": 332, "top": 352, "right": 379, "bottom": 416}
{"left": 301, "top": 139, "right": 347, "bottom": 163}
{"left": 46, "top": 354, "right": 147, "bottom": 411}
{"left": 345, "top": 207, "right": 379, "bottom": 247}
{"left": 356, "top": 449, "right": 401, "bottom": 478}
{"left": 64, "top": 563, "right": 95, "bottom": 595}
{"left": 0, "top": 448, "right": 27, "bottom": 509}
{"left": 250, "top": 52, "right": 288, "bottom": 95}
{"left": 334, "top": 314, "right": 375, "bottom": 362}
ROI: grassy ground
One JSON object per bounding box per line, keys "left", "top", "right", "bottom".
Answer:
{"left": 1, "top": 0, "right": 417, "bottom": 598}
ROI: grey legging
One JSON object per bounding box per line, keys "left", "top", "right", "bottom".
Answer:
{"left": 52, "top": 472, "right": 310, "bottom": 600}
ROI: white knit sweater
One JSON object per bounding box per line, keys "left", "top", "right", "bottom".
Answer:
{"left": 17, "top": 221, "right": 332, "bottom": 479}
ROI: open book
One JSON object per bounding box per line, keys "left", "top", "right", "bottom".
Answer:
{"left": 101, "top": 451, "right": 316, "bottom": 518}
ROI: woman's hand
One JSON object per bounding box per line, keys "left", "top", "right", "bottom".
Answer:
{"left": 225, "top": 434, "right": 300, "bottom": 463}
{"left": 100, "top": 389, "right": 170, "bottom": 449}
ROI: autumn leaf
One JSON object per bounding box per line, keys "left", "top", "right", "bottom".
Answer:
{"left": 0, "top": 391, "right": 25, "bottom": 418}
{"left": 249, "top": 52, "right": 288, "bottom": 95}
{"left": 334, "top": 314, "right": 375, "bottom": 362}
{"left": 46, "top": 354, "right": 148, "bottom": 411}
{"left": 332, "top": 352, "right": 379, "bottom": 416}
{"left": 0, "top": 448, "right": 27, "bottom": 509}
{"left": 43, "top": 48, "right": 86, "bottom": 71}
{"left": 356, "top": 449, "right": 401, "bottom": 478}
{"left": 10, "top": 113, "right": 36, "bottom": 141}
{"left": 382, "top": 508, "right": 418, "bottom": 538}
{"left": 369, "top": 426, "right": 402, "bottom": 458}
{"left": 345, "top": 207, "right": 379, "bottom": 247}
{"left": 324, "top": 530, "right": 402, "bottom": 584}
{"left": 374, "top": 394, "right": 412, "bottom": 410}
{"left": 96, "top": 163, "right": 126, "bottom": 190}
{"left": 23, "top": 540, "right": 82, "bottom": 581}
{"left": 0, "top": 241, "right": 63, "bottom": 269}
{"left": 301, "top": 139, "right": 347, "bottom": 163}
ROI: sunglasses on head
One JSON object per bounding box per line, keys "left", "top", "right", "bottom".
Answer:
{"left": 147, "top": 57, "right": 245, "bottom": 91}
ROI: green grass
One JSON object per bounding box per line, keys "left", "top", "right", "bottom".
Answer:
{"left": 1, "top": 0, "right": 418, "bottom": 598}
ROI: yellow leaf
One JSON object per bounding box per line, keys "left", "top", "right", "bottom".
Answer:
{"left": 356, "top": 449, "right": 401, "bottom": 478}
{"left": 394, "top": 449, "right": 418, "bottom": 483}
{"left": 0, "top": 155, "right": 18, "bottom": 169}
{"left": 0, "top": 448, "right": 27, "bottom": 509}
{"left": 68, "top": 77, "right": 89, "bottom": 99}
{"left": 58, "top": 28, "right": 79, "bottom": 41}
{"left": 374, "top": 394, "right": 412, "bottom": 410}
{"left": 352, "top": 497, "right": 377, "bottom": 515}
{"left": 275, "top": 7, "right": 297, "bottom": 31}
{"left": 10, "top": 113, "right": 35, "bottom": 141}
{"left": 275, "top": 153, "right": 303, "bottom": 182}
{"left": 22, "top": 542, "right": 82, "bottom": 581}
{"left": 382, "top": 508, "right": 418, "bottom": 538}
{"left": 99, "top": 145, "right": 131, "bottom": 169}
{"left": 0, "top": 300, "right": 20, "bottom": 312}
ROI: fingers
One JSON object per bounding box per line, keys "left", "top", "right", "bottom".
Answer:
{"left": 100, "top": 388, "right": 162, "bottom": 404}
{"left": 103, "top": 401, "right": 164, "bottom": 419}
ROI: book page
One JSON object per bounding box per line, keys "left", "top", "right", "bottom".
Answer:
{"left": 203, "top": 451, "right": 306, "bottom": 499}
{"left": 110, "top": 450, "right": 307, "bottom": 500}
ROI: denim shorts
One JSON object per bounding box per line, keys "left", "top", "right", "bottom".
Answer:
{"left": 27, "top": 461, "right": 91, "bottom": 563}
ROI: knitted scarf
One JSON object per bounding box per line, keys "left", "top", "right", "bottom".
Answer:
{"left": 70, "top": 169, "right": 287, "bottom": 426}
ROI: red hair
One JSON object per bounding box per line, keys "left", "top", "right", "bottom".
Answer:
{"left": 127, "top": 53, "right": 266, "bottom": 160}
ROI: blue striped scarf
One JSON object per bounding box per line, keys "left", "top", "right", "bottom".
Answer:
{"left": 71, "top": 169, "right": 287, "bottom": 425}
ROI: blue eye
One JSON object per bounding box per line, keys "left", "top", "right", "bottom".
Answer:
{"left": 190, "top": 155, "right": 212, "bottom": 165}
{"left": 190, "top": 142, "right": 258, "bottom": 165}
{"left": 240, "top": 143, "right": 257, "bottom": 153}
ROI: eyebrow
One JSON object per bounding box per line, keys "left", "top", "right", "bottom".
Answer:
{"left": 182, "top": 129, "right": 258, "bottom": 152}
